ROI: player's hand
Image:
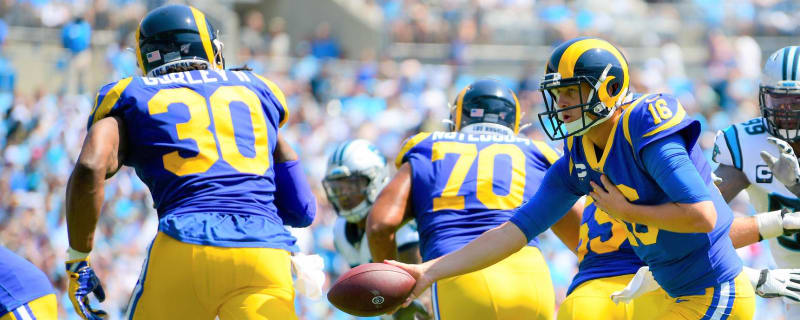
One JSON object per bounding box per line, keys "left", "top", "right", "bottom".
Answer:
{"left": 754, "top": 268, "right": 800, "bottom": 303}
{"left": 66, "top": 258, "right": 107, "bottom": 320}
{"left": 760, "top": 137, "right": 800, "bottom": 188}
{"left": 589, "top": 175, "right": 632, "bottom": 220}
{"left": 383, "top": 260, "right": 435, "bottom": 312}
{"left": 610, "top": 266, "right": 661, "bottom": 304}
{"left": 755, "top": 208, "right": 800, "bottom": 239}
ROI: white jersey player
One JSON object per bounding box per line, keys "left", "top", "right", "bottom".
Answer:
{"left": 323, "top": 139, "right": 421, "bottom": 268}
{"left": 714, "top": 46, "right": 800, "bottom": 316}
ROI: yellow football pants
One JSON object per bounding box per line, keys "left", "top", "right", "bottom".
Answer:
{"left": 557, "top": 274, "right": 666, "bottom": 320}
{"left": 0, "top": 294, "right": 57, "bottom": 320}
{"left": 127, "top": 232, "right": 297, "bottom": 320}
{"left": 656, "top": 272, "right": 754, "bottom": 320}
{"left": 432, "top": 246, "right": 554, "bottom": 320}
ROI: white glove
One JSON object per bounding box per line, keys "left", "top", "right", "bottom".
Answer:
{"left": 754, "top": 208, "right": 800, "bottom": 239}
{"left": 290, "top": 254, "right": 326, "bottom": 300}
{"left": 745, "top": 266, "right": 800, "bottom": 303}
{"left": 610, "top": 266, "right": 661, "bottom": 304}
{"left": 760, "top": 137, "right": 800, "bottom": 188}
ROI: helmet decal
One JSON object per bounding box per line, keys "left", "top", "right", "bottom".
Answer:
{"left": 452, "top": 79, "right": 522, "bottom": 135}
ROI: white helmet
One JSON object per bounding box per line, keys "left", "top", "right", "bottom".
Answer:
{"left": 322, "top": 139, "right": 390, "bottom": 223}
{"left": 761, "top": 46, "right": 800, "bottom": 142}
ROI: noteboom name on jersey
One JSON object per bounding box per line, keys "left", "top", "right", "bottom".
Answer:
{"left": 431, "top": 131, "right": 532, "bottom": 144}
{"left": 140, "top": 69, "right": 254, "bottom": 86}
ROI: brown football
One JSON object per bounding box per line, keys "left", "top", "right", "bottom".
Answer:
{"left": 327, "top": 263, "right": 416, "bottom": 316}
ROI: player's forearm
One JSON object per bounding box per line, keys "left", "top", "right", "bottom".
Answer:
{"left": 426, "top": 221, "right": 526, "bottom": 281}
{"left": 273, "top": 160, "right": 316, "bottom": 227}
{"left": 550, "top": 201, "right": 583, "bottom": 252}
{"left": 619, "top": 201, "right": 716, "bottom": 233}
{"left": 367, "top": 229, "right": 398, "bottom": 262}
{"left": 729, "top": 216, "right": 760, "bottom": 248}
{"left": 66, "top": 162, "right": 106, "bottom": 253}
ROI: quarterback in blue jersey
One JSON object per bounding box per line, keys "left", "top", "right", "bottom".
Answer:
{"left": 387, "top": 37, "right": 755, "bottom": 319}
{"left": 65, "top": 5, "right": 315, "bottom": 320}
{"left": 368, "top": 79, "right": 582, "bottom": 320}
{"left": 0, "top": 246, "right": 57, "bottom": 320}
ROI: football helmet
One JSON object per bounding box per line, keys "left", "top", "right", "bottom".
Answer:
{"left": 760, "top": 46, "right": 800, "bottom": 142}
{"left": 538, "top": 37, "right": 630, "bottom": 140}
{"left": 323, "top": 139, "right": 389, "bottom": 223}
{"left": 449, "top": 79, "right": 521, "bottom": 136}
{"left": 135, "top": 4, "right": 224, "bottom": 77}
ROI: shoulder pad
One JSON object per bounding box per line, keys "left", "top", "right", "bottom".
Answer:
{"left": 87, "top": 77, "right": 134, "bottom": 130}
{"left": 394, "top": 132, "right": 433, "bottom": 168}
{"left": 530, "top": 139, "right": 561, "bottom": 166}
{"left": 253, "top": 74, "right": 290, "bottom": 127}
{"left": 621, "top": 93, "right": 700, "bottom": 155}
{"left": 712, "top": 124, "right": 742, "bottom": 170}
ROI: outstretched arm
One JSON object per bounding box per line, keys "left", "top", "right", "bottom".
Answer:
{"left": 367, "top": 163, "right": 414, "bottom": 263}
{"left": 387, "top": 157, "right": 582, "bottom": 303}
{"left": 67, "top": 116, "right": 126, "bottom": 253}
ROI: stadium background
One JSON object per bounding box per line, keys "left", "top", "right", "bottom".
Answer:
{"left": 0, "top": 0, "right": 799, "bottom": 318}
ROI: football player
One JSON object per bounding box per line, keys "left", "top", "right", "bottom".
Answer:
{"left": 368, "top": 79, "right": 583, "bottom": 320}
{"left": 65, "top": 5, "right": 315, "bottom": 320}
{"left": 323, "top": 139, "right": 428, "bottom": 320}
{"left": 324, "top": 139, "right": 420, "bottom": 268}
{"left": 713, "top": 46, "right": 800, "bottom": 317}
{"left": 0, "top": 245, "right": 57, "bottom": 320}
{"left": 386, "top": 37, "right": 756, "bottom": 319}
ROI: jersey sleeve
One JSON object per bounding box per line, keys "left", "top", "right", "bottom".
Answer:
{"left": 86, "top": 77, "right": 134, "bottom": 130}
{"left": 622, "top": 93, "right": 701, "bottom": 160}
{"left": 509, "top": 156, "right": 583, "bottom": 241}
{"left": 394, "top": 132, "right": 433, "bottom": 168}
{"left": 712, "top": 124, "right": 742, "bottom": 170}
{"left": 254, "top": 74, "right": 290, "bottom": 128}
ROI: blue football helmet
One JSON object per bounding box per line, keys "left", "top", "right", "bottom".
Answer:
{"left": 761, "top": 46, "right": 800, "bottom": 142}
{"left": 135, "top": 4, "right": 224, "bottom": 77}
{"left": 449, "top": 79, "right": 521, "bottom": 135}
{"left": 538, "top": 37, "right": 630, "bottom": 140}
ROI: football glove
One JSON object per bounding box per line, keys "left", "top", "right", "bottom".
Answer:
{"left": 747, "top": 267, "right": 800, "bottom": 303}
{"left": 760, "top": 137, "right": 800, "bottom": 188}
{"left": 289, "top": 253, "right": 326, "bottom": 300}
{"left": 610, "top": 266, "right": 660, "bottom": 304}
{"left": 66, "top": 257, "right": 107, "bottom": 320}
{"left": 754, "top": 208, "right": 800, "bottom": 239}
{"left": 393, "top": 299, "right": 430, "bottom": 320}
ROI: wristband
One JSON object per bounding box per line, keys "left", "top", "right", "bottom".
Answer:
{"left": 67, "top": 247, "right": 90, "bottom": 261}
{"left": 756, "top": 210, "right": 784, "bottom": 239}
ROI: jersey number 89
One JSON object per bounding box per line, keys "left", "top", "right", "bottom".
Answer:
{"left": 148, "top": 86, "right": 270, "bottom": 176}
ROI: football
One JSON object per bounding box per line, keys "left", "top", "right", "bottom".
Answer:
{"left": 327, "top": 263, "right": 416, "bottom": 316}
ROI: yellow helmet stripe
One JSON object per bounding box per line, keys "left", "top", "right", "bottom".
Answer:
{"left": 511, "top": 90, "right": 521, "bottom": 134}
{"left": 190, "top": 7, "right": 217, "bottom": 69}
{"left": 557, "top": 38, "right": 629, "bottom": 91}
{"left": 454, "top": 86, "right": 468, "bottom": 131}
{"left": 135, "top": 25, "right": 145, "bottom": 76}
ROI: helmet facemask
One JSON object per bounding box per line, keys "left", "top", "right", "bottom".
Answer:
{"left": 538, "top": 64, "right": 618, "bottom": 140}
{"left": 760, "top": 84, "right": 800, "bottom": 142}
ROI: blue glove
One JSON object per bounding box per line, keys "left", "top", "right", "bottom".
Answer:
{"left": 66, "top": 259, "right": 107, "bottom": 320}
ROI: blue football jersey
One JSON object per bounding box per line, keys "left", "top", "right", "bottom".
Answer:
{"left": 568, "top": 199, "right": 644, "bottom": 295}
{"left": 395, "top": 131, "right": 560, "bottom": 261}
{"left": 0, "top": 246, "right": 55, "bottom": 315}
{"left": 559, "top": 93, "right": 741, "bottom": 297}
{"left": 88, "top": 70, "right": 297, "bottom": 250}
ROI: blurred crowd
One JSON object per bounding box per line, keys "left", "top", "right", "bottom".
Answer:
{"left": 0, "top": 0, "right": 796, "bottom": 319}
